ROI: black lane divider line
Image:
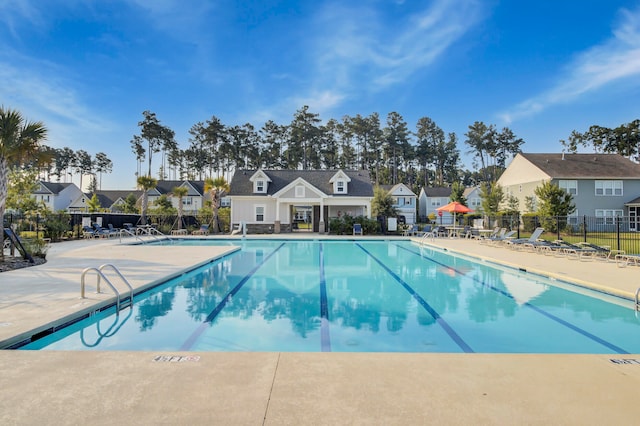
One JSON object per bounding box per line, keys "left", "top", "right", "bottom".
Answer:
{"left": 399, "top": 243, "right": 630, "bottom": 354}
{"left": 179, "top": 242, "right": 287, "bottom": 351}
{"left": 319, "top": 243, "right": 331, "bottom": 352}
{"left": 356, "top": 243, "right": 474, "bottom": 353}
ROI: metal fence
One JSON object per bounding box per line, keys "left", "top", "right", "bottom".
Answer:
{"left": 3, "top": 212, "right": 229, "bottom": 241}
{"left": 473, "top": 214, "right": 640, "bottom": 254}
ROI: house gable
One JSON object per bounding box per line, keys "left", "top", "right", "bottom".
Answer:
{"left": 272, "top": 177, "right": 327, "bottom": 199}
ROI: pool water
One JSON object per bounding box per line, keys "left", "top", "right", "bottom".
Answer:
{"left": 21, "top": 240, "right": 640, "bottom": 353}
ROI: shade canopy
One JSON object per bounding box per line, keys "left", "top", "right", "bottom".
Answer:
{"left": 435, "top": 201, "right": 474, "bottom": 214}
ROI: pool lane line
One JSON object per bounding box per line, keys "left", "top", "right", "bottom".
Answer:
{"left": 179, "top": 242, "right": 287, "bottom": 351}
{"left": 398, "top": 243, "right": 630, "bottom": 354}
{"left": 319, "top": 243, "right": 331, "bottom": 352}
{"left": 356, "top": 243, "right": 474, "bottom": 353}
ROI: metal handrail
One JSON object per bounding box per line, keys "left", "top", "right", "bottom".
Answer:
{"left": 635, "top": 287, "right": 640, "bottom": 311}
{"left": 118, "top": 228, "right": 146, "bottom": 244}
{"left": 81, "top": 267, "right": 122, "bottom": 312}
{"left": 99, "top": 264, "right": 134, "bottom": 308}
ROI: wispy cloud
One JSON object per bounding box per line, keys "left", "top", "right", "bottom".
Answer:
{"left": 281, "top": 0, "right": 485, "bottom": 117}
{"left": 499, "top": 6, "right": 640, "bottom": 124}
{"left": 0, "top": 49, "right": 113, "bottom": 148}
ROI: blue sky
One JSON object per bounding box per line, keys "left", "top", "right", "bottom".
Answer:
{"left": 2, "top": 0, "right": 640, "bottom": 190}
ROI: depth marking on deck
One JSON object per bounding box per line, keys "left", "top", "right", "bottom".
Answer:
{"left": 356, "top": 243, "right": 474, "bottom": 353}
{"left": 179, "top": 242, "right": 286, "bottom": 351}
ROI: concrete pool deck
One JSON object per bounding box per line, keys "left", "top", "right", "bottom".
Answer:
{"left": 1, "top": 234, "right": 639, "bottom": 424}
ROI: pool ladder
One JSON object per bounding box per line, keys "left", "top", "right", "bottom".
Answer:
{"left": 635, "top": 287, "right": 640, "bottom": 311}
{"left": 80, "top": 264, "right": 134, "bottom": 312}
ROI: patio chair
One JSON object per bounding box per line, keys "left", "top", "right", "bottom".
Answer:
{"left": 82, "top": 226, "right": 98, "bottom": 239}
{"left": 488, "top": 230, "right": 516, "bottom": 246}
{"left": 479, "top": 228, "right": 505, "bottom": 245}
{"left": 506, "top": 227, "right": 544, "bottom": 250}
{"left": 615, "top": 253, "right": 640, "bottom": 267}
{"left": 192, "top": 224, "right": 210, "bottom": 235}
{"left": 402, "top": 224, "right": 419, "bottom": 236}
{"left": 416, "top": 225, "right": 432, "bottom": 237}
{"left": 574, "top": 242, "right": 622, "bottom": 261}
{"left": 91, "top": 223, "right": 113, "bottom": 238}
{"left": 353, "top": 223, "right": 363, "bottom": 235}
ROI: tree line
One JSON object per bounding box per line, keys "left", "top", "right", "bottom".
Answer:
{"left": 130, "top": 107, "right": 526, "bottom": 194}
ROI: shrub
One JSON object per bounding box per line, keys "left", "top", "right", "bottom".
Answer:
{"left": 21, "top": 238, "right": 50, "bottom": 259}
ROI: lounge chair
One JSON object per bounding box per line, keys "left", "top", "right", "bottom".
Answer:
{"left": 353, "top": 223, "right": 363, "bottom": 235}
{"left": 480, "top": 228, "right": 505, "bottom": 245}
{"left": 402, "top": 224, "right": 419, "bottom": 236}
{"left": 91, "top": 223, "right": 114, "bottom": 238}
{"left": 506, "top": 227, "right": 544, "bottom": 250}
{"left": 488, "top": 230, "right": 516, "bottom": 246}
{"left": 416, "top": 225, "right": 432, "bottom": 237}
{"left": 616, "top": 253, "right": 640, "bottom": 267}
{"left": 574, "top": 242, "right": 622, "bottom": 260}
{"left": 192, "top": 224, "right": 210, "bottom": 235}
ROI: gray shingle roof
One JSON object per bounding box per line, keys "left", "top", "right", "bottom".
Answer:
{"left": 422, "top": 187, "right": 452, "bottom": 197}
{"left": 35, "top": 182, "right": 74, "bottom": 194}
{"left": 521, "top": 153, "right": 640, "bottom": 178}
{"left": 229, "top": 170, "right": 374, "bottom": 197}
{"left": 89, "top": 190, "right": 143, "bottom": 207}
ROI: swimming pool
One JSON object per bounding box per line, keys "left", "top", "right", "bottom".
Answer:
{"left": 20, "top": 239, "right": 640, "bottom": 353}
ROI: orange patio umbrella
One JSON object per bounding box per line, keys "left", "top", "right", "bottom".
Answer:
{"left": 436, "top": 201, "right": 474, "bottom": 225}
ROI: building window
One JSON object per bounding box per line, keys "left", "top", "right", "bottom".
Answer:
{"left": 336, "top": 181, "right": 345, "bottom": 193}
{"left": 295, "top": 186, "right": 305, "bottom": 197}
{"left": 558, "top": 180, "right": 577, "bottom": 195}
{"left": 182, "top": 197, "right": 192, "bottom": 205}
{"left": 255, "top": 206, "right": 265, "bottom": 222}
{"left": 595, "top": 180, "right": 622, "bottom": 196}
{"left": 256, "top": 180, "right": 265, "bottom": 193}
{"left": 595, "top": 209, "right": 623, "bottom": 225}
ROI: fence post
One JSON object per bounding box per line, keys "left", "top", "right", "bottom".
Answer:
{"left": 556, "top": 216, "right": 560, "bottom": 240}
{"left": 582, "top": 215, "right": 587, "bottom": 243}
{"left": 616, "top": 216, "right": 621, "bottom": 251}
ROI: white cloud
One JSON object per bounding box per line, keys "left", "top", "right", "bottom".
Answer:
{"left": 499, "top": 6, "right": 640, "bottom": 124}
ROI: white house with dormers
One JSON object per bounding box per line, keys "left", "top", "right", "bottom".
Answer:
{"left": 32, "top": 181, "right": 83, "bottom": 212}
{"left": 228, "top": 169, "right": 374, "bottom": 233}
{"left": 381, "top": 183, "right": 417, "bottom": 224}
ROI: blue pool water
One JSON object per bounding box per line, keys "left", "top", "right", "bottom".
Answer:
{"left": 20, "top": 239, "right": 639, "bottom": 353}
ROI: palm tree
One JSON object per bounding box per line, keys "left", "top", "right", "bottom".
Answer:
{"left": 0, "top": 107, "right": 48, "bottom": 259}
{"left": 137, "top": 175, "right": 157, "bottom": 225}
{"left": 171, "top": 185, "right": 189, "bottom": 230}
{"left": 204, "top": 176, "right": 230, "bottom": 233}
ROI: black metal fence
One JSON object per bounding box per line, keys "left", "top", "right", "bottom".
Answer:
{"left": 470, "top": 214, "right": 640, "bottom": 254}
{"left": 3, "top": 212, "right": 229, "bottom": 241}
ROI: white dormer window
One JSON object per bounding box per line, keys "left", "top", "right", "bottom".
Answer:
{"left": 329, "top": 170, "right": 351, "bottom": 194}
{"left": 250, "top": 170, "right": 271, "bottom": 193}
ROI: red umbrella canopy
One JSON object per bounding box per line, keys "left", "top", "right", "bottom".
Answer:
{"left": 435, "top": 201, "right": 474, "bottom": 214}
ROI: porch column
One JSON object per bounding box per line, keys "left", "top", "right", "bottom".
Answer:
{"left": 365, "top": 200, "right": 372, "bottom": 218}
{"left": 318, "top": 198, "right": 325, "bottom": 233}
{"left": 274, "top": 200, "right": 281, "bottom": 234}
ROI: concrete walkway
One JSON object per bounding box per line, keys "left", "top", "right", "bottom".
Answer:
{"left": 1, "top": 235, "right": 639, "bottom": 425}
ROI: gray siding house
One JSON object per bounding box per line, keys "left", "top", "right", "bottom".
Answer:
{"left": 497, "top": 153, "right": 640, "bottom": 230}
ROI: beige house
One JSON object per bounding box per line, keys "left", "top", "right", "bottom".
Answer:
{"left": 228, "top": 169, "right": 374, "bottom": 233}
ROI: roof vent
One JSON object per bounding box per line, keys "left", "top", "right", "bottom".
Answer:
{"left": 594, "top": 157, "right": 597, "bottom": 161}
{"left": 562, "top": 151, "right": 565, "bottom": 160}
